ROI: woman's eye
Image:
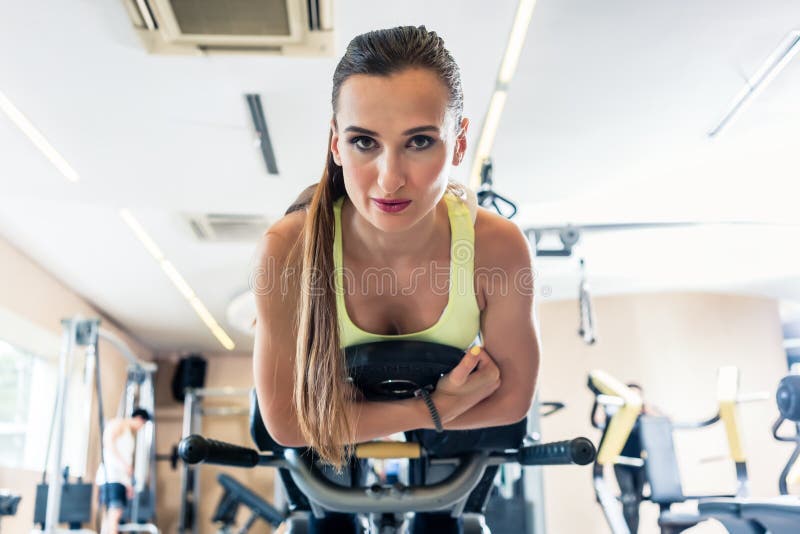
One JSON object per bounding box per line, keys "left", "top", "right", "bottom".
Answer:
{"left": 409, "top": 135, "right": 435, "bottom": 150}
{"left": 351, "top": 136, "right": 376, "bottom": 151}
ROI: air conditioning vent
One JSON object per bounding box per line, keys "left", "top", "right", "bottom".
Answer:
{"left": 186, "top": 213, "right": 271, "bottom": 242}
{"left": 123, "top": 0, "right": 334, "bottom": 56}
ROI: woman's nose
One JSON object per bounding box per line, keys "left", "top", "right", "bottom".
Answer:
{"left": 377, "top": 151, "right": 406, "bottom": 194}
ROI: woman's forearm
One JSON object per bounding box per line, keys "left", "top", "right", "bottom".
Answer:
{"left": 269, "top": 396, "right": 433, "bottom": 447}
{"left": 350, "top": 397, "right": 434, "bottom": 441}
{"left": 443, "top": 391, "right": 527, "bottom": 430}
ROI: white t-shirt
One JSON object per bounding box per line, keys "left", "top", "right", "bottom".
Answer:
{"left": 95, "top": 425, "right": 135, "bottom": 485}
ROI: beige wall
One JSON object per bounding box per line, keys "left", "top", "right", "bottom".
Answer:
{"left": 0, "top": 236, "right": 153, "bottom": 533}
{"left": 537, "top": 292, "right": 789, "bottom": 534}
{"left": 155, "top": 351, "right": 275, "bottom": 534}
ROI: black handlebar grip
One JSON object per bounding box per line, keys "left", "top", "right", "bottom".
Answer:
{"left": 517, "top": 437, "right": 596, "bottom": 466}
{"left": 178, "top": 434, "right": 260, "bottom": 467}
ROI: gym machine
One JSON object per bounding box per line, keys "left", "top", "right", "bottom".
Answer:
{"left": 588, "top": 367, "right": 769, "bottom": 534}
{"left": 0, "top": 491, "right": 21, "bottom": 534}
{"left": 34, "top": 317, "right": 159, "bottom": 534}
{"left": 212, "top": 473, "right": 284, "bottom": 533}
{"left": 695, "top": 372, "right": 800, "bottom": 533}
{"left": 177, "top": 387, "right": 251, "bottom": 534}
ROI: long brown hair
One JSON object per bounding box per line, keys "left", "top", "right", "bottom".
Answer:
{"left": 291, "top": 26, "right": 465, "bottom": 468}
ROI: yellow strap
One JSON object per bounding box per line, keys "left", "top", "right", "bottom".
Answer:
{"left": 355, "top": 441, "right": 422, "bottom": 459}
{"left": 717, "top": 366, "right": 746, "bottom": 463}
{"left": 590, "top": 370, "right": 642, "bottom": 466}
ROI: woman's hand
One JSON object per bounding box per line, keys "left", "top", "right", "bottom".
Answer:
{"left": 432, "top": 346, "right": 501, "bottom": 424}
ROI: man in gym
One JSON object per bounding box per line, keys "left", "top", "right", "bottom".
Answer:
{"left": 95, "top": 408, "right": 150, "bottom": 534}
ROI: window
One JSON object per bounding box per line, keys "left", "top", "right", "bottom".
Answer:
{"left": 0, "top": 309, "right": 93, "bottom": 475}
{"left": 0, "top": 340, "right": 36, "bottom": 468}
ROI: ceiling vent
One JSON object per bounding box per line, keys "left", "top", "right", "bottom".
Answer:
{"left": 122, "top": 0, "right": 335, "bottom": 56}
{"left": 186, "top": 213, "right": 271, "bottom": 242}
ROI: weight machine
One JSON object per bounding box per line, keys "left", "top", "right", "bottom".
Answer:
{"left": 35, "top": 317, "right": 159, "bottom": 534}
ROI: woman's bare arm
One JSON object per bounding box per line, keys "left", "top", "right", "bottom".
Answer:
{"left": 444, "top": 218, "right": 540, "bottom": 430}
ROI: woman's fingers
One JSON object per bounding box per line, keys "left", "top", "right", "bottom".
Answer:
{"left": 434, "top": 346, "right": 502, "bottom": 423}
{"left": 448, "top": 345, "right": 483, "bottom": 386}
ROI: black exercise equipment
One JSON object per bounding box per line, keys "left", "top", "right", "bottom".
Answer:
{"left": 171, "top": 354, "right": 208, "bottom": 402}
{"left": 212, "top": 473, "right": 284, "bottom": 533}
{"left": 476, "top": 158, "right": 517, "bottom": 220}
{"left": 156, "top": 444, "right": 181, "bottom": 470}
{"left": 773, "top": 374, "right": 800, "bottom": 496}
{"left": 180, "top": 340, "right": 595, "bottom": 533}
{"left": 0, "top": 493, "right": 20, "bottom": 517}
{"left": 33, "top": 469, "right": 92, "bottom": 530}
{"left": 345, "top": 341, "right": 464, "bottom": 401}
{"left": 0, "top": 491, "right": 21, "bottom": 534}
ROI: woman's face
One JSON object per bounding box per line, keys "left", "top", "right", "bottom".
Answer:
{"left": 330, "top": 68, "right": 468, "bottom": 233}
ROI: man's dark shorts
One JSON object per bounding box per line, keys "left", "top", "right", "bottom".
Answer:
{"left": 98, "top": 483, "right": 127, "bottom": 510}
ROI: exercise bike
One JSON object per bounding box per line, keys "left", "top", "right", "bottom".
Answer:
{"left": 179, "top": 340, "right": 596, "bottom": 533}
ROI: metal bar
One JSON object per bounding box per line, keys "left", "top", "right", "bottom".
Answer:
{"left": 199, "top": 407, "right": 249, "bottom": 417}
{"left": 191, "top": 399, "right": 201, "bottom": 534}
{"left": 709, "top": 31, "right": 800, "bottom": 137}
{"left": 177, "top": 391, "right": 196, "bottom": 534}
{"left": 44, "top": 318, "right": 77, "bottom": 532}
{"left": 593, "top": 473, "right": 631, "bottom": 534}
{"left": 144, "top": 373, "right": 158, "bottom": 524}
{"left": 98, "top": 328, "right": 156, "bottom": 372}
{"left": 284, "top": 449, "right": 491, "bottom": 513}
{"left": 189, "top": 387, "right": 251, "bottom": 398}
{"left": 525, "top": 391, "right": 546, "bottom": 534}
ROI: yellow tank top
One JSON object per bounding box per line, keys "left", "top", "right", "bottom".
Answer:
{"left": 333, "top": 191, "right": 480, "bottom": 350}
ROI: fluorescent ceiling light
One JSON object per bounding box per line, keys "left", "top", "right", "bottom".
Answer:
{"left": 470, "top": 0, "right": 538, "bottom": 188}
{"left": 120, "top": 209, "right": 236, "bottom": 351}
{"left": 708, "top": 30, "right": 800, "bottom": 138}
{"left": 0, "top": 90, "right": 80, "bottom": 183}
{"left": 470, "top": 90, "right": 508, "bottom": 184}
{"left": 498, "top": 0, "right": 538, "bottom": 84}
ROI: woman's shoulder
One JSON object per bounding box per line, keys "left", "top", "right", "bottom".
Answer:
{"left": 255, "top": 210, "right": 306, "bottom": 270}
{"left": 474, "top": 208, "right": 532, "bottom": 270}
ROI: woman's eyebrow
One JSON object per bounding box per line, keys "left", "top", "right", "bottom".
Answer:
{"left": 342, "top": 125, "right": 440, "bottom": 136}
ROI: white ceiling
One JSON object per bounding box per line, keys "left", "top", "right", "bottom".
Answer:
{"left": 1, "top": 1, "right": 799, "bottom": 353}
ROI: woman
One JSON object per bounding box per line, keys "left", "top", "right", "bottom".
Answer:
{"left": 253, "top": 26, "right": 539, "bottom": 533}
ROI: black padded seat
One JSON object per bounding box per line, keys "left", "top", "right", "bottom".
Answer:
{"left": 740, "top": 497, "right": 800, "bottom": 534}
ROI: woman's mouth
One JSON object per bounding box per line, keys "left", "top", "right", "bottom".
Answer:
{"left": 372, "top": 198, "right": 412, "bottom": 213}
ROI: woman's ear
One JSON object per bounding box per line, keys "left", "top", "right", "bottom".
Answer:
{"left": 452, "top": 117, "right": 469, "bottom": 166}
{"left": 330, "top": 118, "right": 342, "bottom": 166}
